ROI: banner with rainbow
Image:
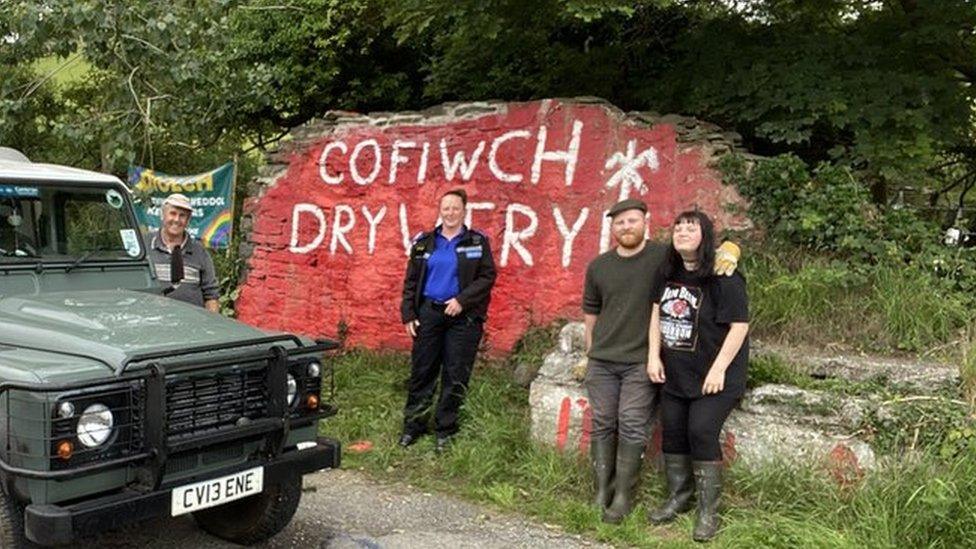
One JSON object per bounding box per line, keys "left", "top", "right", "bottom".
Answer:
{"left": 127, "top": 162, "right": 235, "bottom": 249}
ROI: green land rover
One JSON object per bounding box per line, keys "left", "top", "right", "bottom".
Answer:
{"left": 0, "top": 148, "right": 340, "bottom": 547}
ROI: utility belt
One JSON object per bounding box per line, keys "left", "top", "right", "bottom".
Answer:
{"left": 424, "top": 298, "right": 449, "bottom": 312}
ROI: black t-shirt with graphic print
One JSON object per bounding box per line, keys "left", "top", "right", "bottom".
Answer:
{"left": 652, "top": 266, "right": 750, "bottom": 399}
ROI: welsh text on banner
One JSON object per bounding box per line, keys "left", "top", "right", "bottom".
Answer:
{"left": 128, "top": 162, "right": 235, "bottom": 249}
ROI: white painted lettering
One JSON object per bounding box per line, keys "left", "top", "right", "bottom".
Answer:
{"left": 349, "top": 139, "right": 382, "bottom": 185}
{"left": 488, "top": 130, "right": 530, "bottom": 183}
{"left": 399, "top": 203, "right": 416, "bottom": 255}
{"left": 318, "top": 141, "right": 347, "bottom": 185}
{"left": 418, "top": 142, "right": 430, "bottom": 184}
{"left": 389, "top": 140, "right": 416, "bottom": 184}
{"left": 440, "top": 138, "right": 485, "bottom": 181}
{"left": 531, "top": 120, "right": 583, "bottom": 187}
{"left": 361, "top": 205, "right": 387, "bottom": 254}
{"left": 330, "top": 204, "right": 355, "bottom": 254}
{"left": 465, "top": 202, "right": 496, "bottom": 228}
{"left": 552, "top": 206, "right": 590, "bottom": 268}
{"left": 501, "top": 203, "right": 538, "bottom": 267}
{"left": 599, "top": 210, "right": 612, "bottom": 253}
{"left": 289, "top": 203, "right": 327, "bottom": 254}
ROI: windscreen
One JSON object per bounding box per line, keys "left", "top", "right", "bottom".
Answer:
{"left": 0, "top": 183, "right": 142, "bottom": 263}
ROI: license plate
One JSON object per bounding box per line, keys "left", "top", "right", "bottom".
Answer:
{"left": 170, "top": 466, "right": 264, "bottom": 516}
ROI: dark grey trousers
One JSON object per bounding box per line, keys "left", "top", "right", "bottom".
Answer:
{"left": 584, "top": 358, "right": 659, "bottom": 445}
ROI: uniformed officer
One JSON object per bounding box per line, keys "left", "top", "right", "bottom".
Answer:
{"left": 399, "top": 188, "right": 497, "bottom": 452}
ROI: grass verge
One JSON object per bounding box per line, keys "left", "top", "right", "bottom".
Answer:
{"left": 322, "top": 349, "right": 976, "bottom": 548}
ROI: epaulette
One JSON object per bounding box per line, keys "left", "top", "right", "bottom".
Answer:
{"left": 410, "top": 231, "right": 431, "bottom": 253}
{"left": 465, "top": 229, "right": 485, "bottom": 245}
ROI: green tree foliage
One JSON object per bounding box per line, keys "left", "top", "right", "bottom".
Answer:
{"left": 2, "top": 0, "right": 973, "bottom": 198}
{"left": 391, "top": 0, "right": 976, "bottom": 198}
{"left": 0, "top": 0, "right": 422, "bottom": 173}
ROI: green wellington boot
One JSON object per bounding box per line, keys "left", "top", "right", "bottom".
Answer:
{"left": 692, "top": 461, "right": 723, "bottom": 542}
{"left": 590, "top": 438, "right": 616, "bottom": 508}
{"left": 647, "top": 453, "right": 694, "bottom": 525}
{"left": 602, "top": 441, "right": 644, "bottom": 524}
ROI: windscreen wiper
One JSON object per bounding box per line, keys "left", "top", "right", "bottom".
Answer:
{"left": 0, "top": 247, "right": 38, "bottom": 257}
{"left": 64, "top": 247, "right": 105, "bottom": 273}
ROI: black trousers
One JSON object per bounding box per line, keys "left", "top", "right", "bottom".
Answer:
{"left": 402, "top": 300, "right": 484, "bottom": 437}
{"left": 660, "top": 390, "right": 740, "bottom": 461}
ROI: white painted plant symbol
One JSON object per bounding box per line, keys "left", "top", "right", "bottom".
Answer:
{"left": 604, "top": 139, "right": 659, "bottom": 202}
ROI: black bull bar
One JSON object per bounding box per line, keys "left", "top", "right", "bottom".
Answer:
{"left": 0, "top": 334, "right": 340, "bottom": 482}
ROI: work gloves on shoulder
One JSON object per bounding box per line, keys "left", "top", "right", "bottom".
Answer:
{"left": 713, "top": 241, "right": 741, "bottom": 277}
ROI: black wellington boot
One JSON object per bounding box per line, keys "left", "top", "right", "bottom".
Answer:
{"left": 647, "top": 453, "right": 694, "bottom": 525}
{"left": 692, "top": 461, "right": 723, "bottom": 542}
{"left": 591, "top": 438, "right": 616, "bottom": 508}
{"left": 602, "top": 441, "right": 644, "bottom": 524}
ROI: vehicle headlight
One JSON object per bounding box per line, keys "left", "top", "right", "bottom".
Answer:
{"left": 286, "top": 374, "right": 297, "bottom": 406}
{"left": 58, "top": 401, "right": 75, "bottom": 419}
{"left": 76, "top": 403, "right": 114, "bottom": 447}
{"left": 307, "top": 362, "right": 321, "bottom": 377}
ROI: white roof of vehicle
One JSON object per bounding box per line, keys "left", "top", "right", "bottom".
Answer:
{"left": 0, "top": 148, "right": 122, "bottom": 185}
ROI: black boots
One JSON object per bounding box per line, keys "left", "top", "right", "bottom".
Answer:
{"left": 692, "top": 461, "right": 723, "bottom": 542}
{"left": 647, "top": 453, "right": 694, "bottom": 524}
{"left": 602, "top": 441, "right": 644, "bottom": 524}
{"left": 590, "top": 438, "right": 616, "bottom": 508}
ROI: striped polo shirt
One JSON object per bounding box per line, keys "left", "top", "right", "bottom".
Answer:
{"left": 147, "top": 231, "right": 220, "bottom": 307}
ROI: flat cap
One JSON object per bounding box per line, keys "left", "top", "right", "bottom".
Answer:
{"left": 606, "top": 198, "right": 647, "bottom": 218}
{"left": 162, "top": 193, "right": 194, "bottom": 213}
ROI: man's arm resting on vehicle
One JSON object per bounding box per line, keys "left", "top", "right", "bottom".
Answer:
{"left": 204, "top": 299, "right": 219, "bottom": 313}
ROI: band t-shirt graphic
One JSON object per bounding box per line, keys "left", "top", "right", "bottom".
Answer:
{"left": 660, "top": 283, "right": 702, "bottom": 351}
{"left": 653, "top": 267, "right": 750, "bottom": 399}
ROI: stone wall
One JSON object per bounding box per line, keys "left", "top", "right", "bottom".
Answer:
{"left": 236, "top": 98, "right": 750, "bottom": 354}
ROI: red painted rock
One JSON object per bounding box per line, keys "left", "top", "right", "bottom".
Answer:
{"left": 827, "top": 443, "right": 864, "bottom": 487}
{"left": 346, "top": 440, "right": 374, "bottom": 454}
{"left": 237, "top": 99, "right": 749, "bottom": 354}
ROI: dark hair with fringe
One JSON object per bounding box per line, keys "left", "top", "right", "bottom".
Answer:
{"left": 441, "top": 188, "right": 468, "bottom": 206}
{"left": 659, "top": 210, "right": 716, "bottom": 280}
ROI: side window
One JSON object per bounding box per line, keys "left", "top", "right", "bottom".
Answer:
{"left": 0, "top": 198, "right": 41, "bottom": 256}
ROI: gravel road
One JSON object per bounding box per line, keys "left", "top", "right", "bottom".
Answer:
{"left": 77, "top": 469, "right": 608, "bottom": 548}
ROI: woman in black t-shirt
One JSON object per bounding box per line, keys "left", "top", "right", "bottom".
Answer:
{"left": 645, "top": 210, "right": 749, "bottom": 543}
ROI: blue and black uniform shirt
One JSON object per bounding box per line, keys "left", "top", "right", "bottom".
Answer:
{"left": 422, "top": 226, "right": 466, "bottom": 302}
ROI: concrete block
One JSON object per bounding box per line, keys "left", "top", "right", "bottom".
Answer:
{"left": 557, "top": 322, "right": 585, "bottom": 354}
{"left": 529, "top": 379, "right": 592, "bottom": 456}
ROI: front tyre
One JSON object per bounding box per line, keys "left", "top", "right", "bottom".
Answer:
{"left": 192, "top": 476, "right": 302, "bottom": 545}
{"left": 0, "top": 489, "right": 34, "bottom": 548}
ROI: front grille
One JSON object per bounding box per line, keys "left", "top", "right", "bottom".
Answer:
{"left": 165, "top": 443, "right": 246, "bottom": 474}
{"left": 165, "top": 364, "right": 268, "bottom": 441}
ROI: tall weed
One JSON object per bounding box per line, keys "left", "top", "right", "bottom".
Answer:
{"left": 869, "top": 263, "right": 970, "bottom": 351}
{"left": 746, "top": 252, "right": 972, "bottom": 352}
